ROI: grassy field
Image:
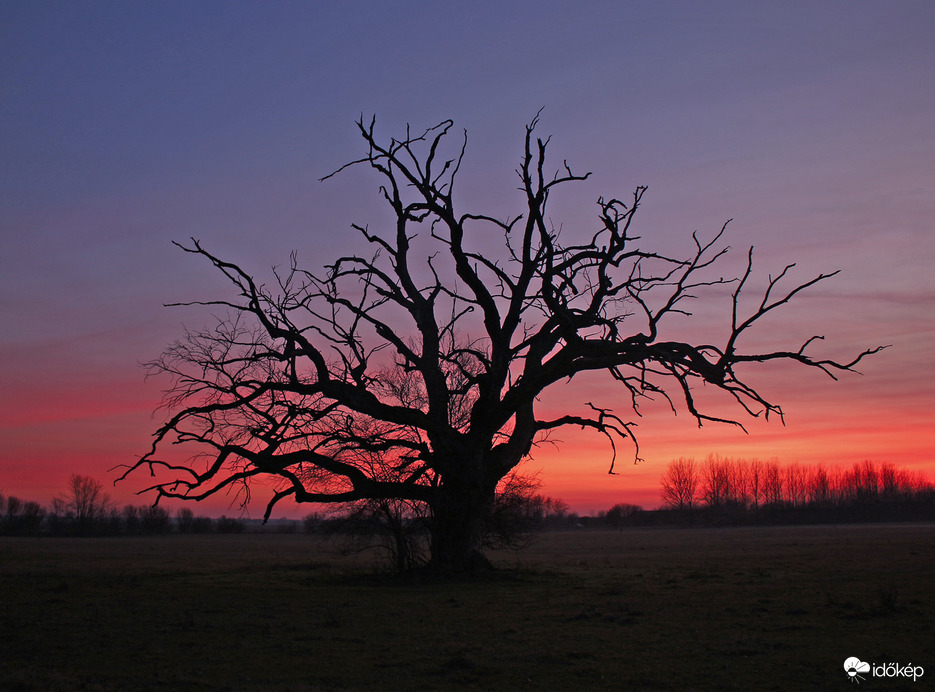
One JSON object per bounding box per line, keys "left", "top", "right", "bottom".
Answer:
{"left": 1, "top": 524, "right": 933, "bottom": 691}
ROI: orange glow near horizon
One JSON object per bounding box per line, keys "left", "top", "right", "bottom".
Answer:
{"left": 2, "top": 4, "right": 934, "bottom": 521}
{"left": 2, "top": 364, "right": 931, "bottom": 518}
{"left": 2, "top": 266, "right": 933, "bottom": 517}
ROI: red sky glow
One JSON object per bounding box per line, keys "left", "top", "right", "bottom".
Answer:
{"left": 2, "top": 2, "right": 933, "bottom": 517}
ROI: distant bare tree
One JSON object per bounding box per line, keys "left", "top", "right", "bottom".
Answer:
{"left": 660, "top": 457, "right": 933, "bottom": 519}
{"left": 726, "top": 458, "right": 750, "bottom": 507}
{"left": 783, "top": 464, "right": 810, "bottom": 507}
{"left": 701, "top": 456, "right": 733, "bottom": 508}
{"left": 53, "top": 474, "right": 114, "bottom": 534}
{"left": 763, "top": 461, "right": 784, "bottom": 506}
{"left": 121, "top": 114, "right": 883, "bottom": 574}
{"left": 747, "top": 459, "right": 764, "bottom": 509}
{"left": 879, "top": 462, "right": 900, "bottom": 499}
{"left": 660, "top": 458, "right": 700, "bottom": 509}
{"left": 854, "top": 460, "right": 881, "bottom": 501}
{"left": 176, "top": 507, "right": 195, "bottom": 533}
{"left": 806, "top": 464, "right": 834, "bottom": 506}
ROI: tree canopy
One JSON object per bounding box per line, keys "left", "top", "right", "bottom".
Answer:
{"left": 120, "top": 115, "right": 882, "bottom": 573}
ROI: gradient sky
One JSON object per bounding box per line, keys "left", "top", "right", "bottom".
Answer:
{"left": 2, "top": 1, "right": 933, "bottom": 516}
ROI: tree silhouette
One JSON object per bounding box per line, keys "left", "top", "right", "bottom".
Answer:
{"left": 52, "top": 474, "right": 114, "bottom": 535}
{"left": 120, "top": 115, "right": 883, "bottom": 574}
{"left": 655, "top": 456, "right": 933, "bottom": 525}
{"left": 660, "top": 457, "right": 700, "bottom": 510}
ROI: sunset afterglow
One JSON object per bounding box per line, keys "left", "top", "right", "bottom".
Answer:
{"left": 2, "top": 2, "right": 933, "bottom": 517}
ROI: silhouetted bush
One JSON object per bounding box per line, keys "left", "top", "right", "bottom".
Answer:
{"left": 605, "top": 503, "right": 642, "bottom": 529}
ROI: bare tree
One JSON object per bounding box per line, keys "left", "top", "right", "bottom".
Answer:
{"left": 747, "top": 459, "right": 764, "bottom": 510}
{"left": 176, "top": 507, "right": 195, "bottom": 533}
{"left": 53, "top": 474, "right": 114, "bottom": 534}
{"left": 701, "top": 455, "right": 732, "bottom": 508}
{"left": 663, "top": 457, "right": 934, "bottom": 518}
{"left": 763, "top": 460, "right": 784, "bottom": 506}
{"left": 807, "top": 464, "right": 834, "bottom": 506}
{"left": 783, "top": 464, "right": 810, "bottom": 508}
{"left": 659, "top": 457, "right": 700, "bottom": 510}
{"left": 726, "top": 457, "right": 750, "bottom": 507}
{"left": 120, "top": 115, "right": 882, "bottom": 574}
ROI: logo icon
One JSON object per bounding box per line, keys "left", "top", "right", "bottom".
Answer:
{"left": 844, "top": 657, "right": 871, "bottom": 683}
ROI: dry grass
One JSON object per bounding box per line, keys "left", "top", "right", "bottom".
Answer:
{"left": 2, "top": 524, "right": 933, "bottom": 691}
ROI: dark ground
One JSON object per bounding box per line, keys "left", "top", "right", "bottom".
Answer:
{"left": 1, "top": 524, "right": 932, "bottom": 690}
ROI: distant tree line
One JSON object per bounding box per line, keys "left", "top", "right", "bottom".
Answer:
{"left": 655, "top": 456, "right": 935, "bottom": 525}
{"left": 5, "top": 459, "right": 931, "bottom": 541}
{"left": 0, "top": 474, "right": 247, "bottom": 537}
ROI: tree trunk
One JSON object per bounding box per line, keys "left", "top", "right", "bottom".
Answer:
{"left": 428, "top": 475, "right": 495, "bottom": 576}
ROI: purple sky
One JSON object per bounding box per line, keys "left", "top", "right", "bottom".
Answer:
{"left": 2, "top": 1, "right": 933, "bottom": 515}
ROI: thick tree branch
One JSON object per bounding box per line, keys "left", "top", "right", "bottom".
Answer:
{"left": 123, "top": 114, "right": 882, "bottom": 574}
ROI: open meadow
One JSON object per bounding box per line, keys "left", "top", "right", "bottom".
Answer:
{"left": 1, "top": 524, "right": 933, "bottom": 691}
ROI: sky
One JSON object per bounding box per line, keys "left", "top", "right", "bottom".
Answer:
{"left": 2, "top": 1, "right": 934, "bottom": 516}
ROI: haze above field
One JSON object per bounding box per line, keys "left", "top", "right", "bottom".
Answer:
{"left": 1, "top": 1, "right": 933, "bottom": 515}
